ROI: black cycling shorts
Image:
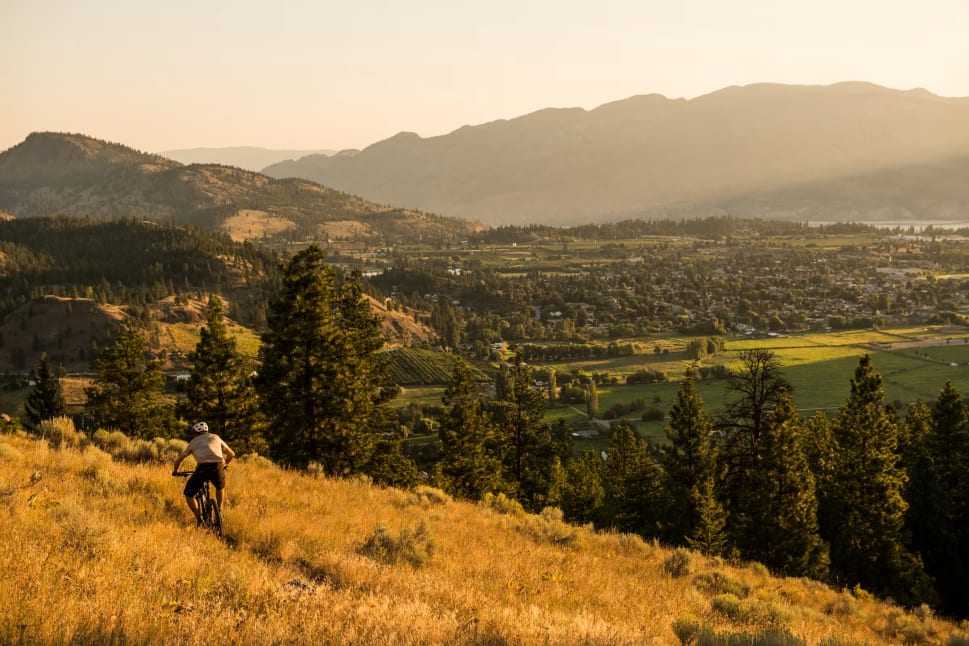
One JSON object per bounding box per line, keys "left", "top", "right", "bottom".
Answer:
{"left": 184, "top": 462, "right": 226, "bottom": 496}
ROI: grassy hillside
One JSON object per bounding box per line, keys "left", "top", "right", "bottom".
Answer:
{"left": 1, "top": 426, "right": 965, "bottom": 645}
{"left": 0, "top": 132, "right": 483, "bottom": 245}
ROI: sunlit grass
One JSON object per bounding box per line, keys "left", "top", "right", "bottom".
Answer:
{"left": 1, "top": 429, "right": 966, "bottom": 645}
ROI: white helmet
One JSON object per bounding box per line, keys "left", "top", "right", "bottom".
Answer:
{"left": 192, "top": 421, "right": 209, "bottom": 434}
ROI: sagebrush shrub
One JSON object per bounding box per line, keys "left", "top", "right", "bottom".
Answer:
{"left": 358, "top": 521, "right": 435, "bottom": 567}
{"left": 694, "top": 570, "right": 751, "bottom": 598}
{"left": 37, "top": 417, "right": 85, "bottom": 449}
{"left": 408, "top": 485, "right": 452, "bottom": 507}
{"left": 521, "top": 506, "right": 586, "bottom": 547}
{"left": 481, "top": 492, "right": 525, "bottom": 517}
{"left": 710, "top": 593, "right": 790, "bottom": 629}
{"left": 664, "top": 548, "right": 697, "bottom": 578}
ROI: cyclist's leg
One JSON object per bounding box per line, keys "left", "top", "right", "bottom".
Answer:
{"left": 212, "top": 463, "right": 228, "bottom": 511}
{"left": 183, "top": 472, "right": 206, "bottom": 522}
{"left": 185, "top": 494, "right": 201, "bottom": 520}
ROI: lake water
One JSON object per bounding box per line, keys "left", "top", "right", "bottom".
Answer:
{"left": 808, "top": 220, "right": 969, "bottom": 231}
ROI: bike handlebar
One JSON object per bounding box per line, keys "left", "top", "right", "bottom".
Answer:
{"left": 172, "top": 464, "right": 229, "bottom": 477}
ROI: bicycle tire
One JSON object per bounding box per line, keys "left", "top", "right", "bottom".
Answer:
{"left": 199, "top": 491, "right": 213, "bottom": 527}
{"left": 206, "top": 499, "right": 223, "bottom": 537}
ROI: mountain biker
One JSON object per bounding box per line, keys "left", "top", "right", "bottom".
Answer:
{"left": 172, "top": 421, "right": 235, "bottom": 525}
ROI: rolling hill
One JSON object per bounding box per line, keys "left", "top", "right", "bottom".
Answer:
{"left": 0, "top": 132, "right": 484, "bottom": 245}
{"left": 0, "top": 217, "right": 436, "bottom": 375}
{"left": 263, "top": 82, "right": 969, "bottom": 226}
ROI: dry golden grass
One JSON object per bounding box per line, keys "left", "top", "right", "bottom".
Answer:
{"left": 1, "top": 427, "right": 967, "bottom": 645}
{"left": 222, "top": 209, "right": 296, "bottom": 242}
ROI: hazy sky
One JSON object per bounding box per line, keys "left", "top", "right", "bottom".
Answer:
{"left": 2, "top": 0, "right": 967, "bottom": 154}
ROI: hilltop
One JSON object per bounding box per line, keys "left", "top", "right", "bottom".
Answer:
{"left": 263, "top": 82, "right": 969, "bottom": 226}
{"left": 1, "top": 426, "right": 965, "bottom": 645}
{"left": 0, "top": 132, "right": 484, "bottom": 245}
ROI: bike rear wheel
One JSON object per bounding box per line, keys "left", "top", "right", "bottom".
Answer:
{"left": 206, "top": 499, "right": 223, "bottom": 537}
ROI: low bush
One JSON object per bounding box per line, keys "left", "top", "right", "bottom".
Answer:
{"left": 91, "top": 429, "right": 186, "bottom": 464}
{"left": 398, "top": 485, "right": 452, "bottom": 508}
{"left": 694, "top": 570, "right": 750, "bottom": 598}
{"left": 481, "top": 492, "right": 526, "bottom": 517}
{"left": 521, "top": 506, "right": 586, "bottom": 547}
{"left": 36, "top": 417, "right": 86, "bottom": 449}
{"left": 358, "top": 521, "right": 435, "bottom": 567}
{"left": 672, "top": 615, "right": 805, "bottom": 646}
{"left": 664, "top": 548, "right": 697, "bottom": 578}
{"left": 710, "top": 593, "right": 791, "bottom": 629}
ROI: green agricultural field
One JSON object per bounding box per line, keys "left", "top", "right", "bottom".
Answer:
{"left": 537, "top": 326, "right": 969, "bottom": 445}
{"left": 384, "top": 347, "right": 475, "bottom": 386}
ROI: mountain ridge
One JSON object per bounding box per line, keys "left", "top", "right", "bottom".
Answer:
{"left": 263, "top": 82, "right": 969, "bottom": 226}
{"left": 0, "top": 132, "right": 484, "bottom": 244}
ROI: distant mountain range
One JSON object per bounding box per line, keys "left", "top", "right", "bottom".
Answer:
{"left": 263, "top": 82, "right": 969, "bottom": 226}
{"left": 160, "top": 146, "right": 335, "bottom": 172}
{"left": 0, "top": 132, "right": 482, "bottom": 244}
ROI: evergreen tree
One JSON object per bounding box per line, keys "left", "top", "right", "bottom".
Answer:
{"left": 184, "top": 295, "right": 265, "bottom": 452}
{"left": 24, "top": 352, "right": 66, "bottom": 428}
{"left": 84, "top": 327, "right": 174, "bottom": 438}
{"left": 490, "top": 354, "right": 559, "bottom": 510}
{"left": 900, "top": 400, "right": 949, "bottom": 612}
{"left": 821, "top": 355, "right": 934, "bottom": 606}
{"left": 718, "top": 348, "right": 791, "bottom": 449}
{"left": 716, "top": 348, "right": 790, "bottom": 540}
{"left": 736, "top": 389, "right": 829, "bottom": 579}
{"left": 256, "top": 247, "right": 396, "bottom": 472}
{"left": 437, "top": 360, "right": 503, "bottom": 500}
{"left": 926, "top": 382, "right": 969, "bottom": 616}
{"left": 600, "top": 421, "right": 664, "bottom": 538}
{"left": 802, "top": 410, "right": 836, "bottom": 489}
{"left": 661, "top": 370, "right": 719, "bottom": 546}
{"left": 685, "top": 478, "right": 729, "bottom": 557}
{"left": 367, "top": 436, "right": 421, "bottom": 488}
{"left": 560, "top": 451, "right": 605, "bottom": 525}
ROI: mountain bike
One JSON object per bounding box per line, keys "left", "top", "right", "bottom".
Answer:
{"left": 173, "top": 470, "right": 223, "bottom": 537}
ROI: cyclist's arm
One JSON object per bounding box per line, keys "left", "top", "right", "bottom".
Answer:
{"left": 222, "top": 442, "right": 236, "bottom": 466}
{"left": 173, "top": 445, "right": 192, "bottom": 475}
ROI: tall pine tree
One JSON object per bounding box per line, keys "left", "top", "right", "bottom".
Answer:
{"left": 821, "top": 355, "right": 933, "bottom": 606}
{"left": 560, "top": 451, "right": 606, "bottom": 525}
{"left": 899, "top": 400, "right": 948, "bottom": 613}
{"left": 490, "top": 355, "right": 559, "bottom": 510}
{"left": 184, "top": 295, "right": 265, "bottom": 452}
{"left": 84, "top": 327, "right": 174, "bottom": 438}
{"left": 736, "top": 390, "right": 829, "bottom": 579}
{"left": 926, "top": 382, "right": 969, "bottom": 616}
{"left": 437, "top": 360, "right": 502, "bottom": 500}
{"left": 256, "top": 247, "right": 396, "bottom": 473}
{"left": 661, "top": 370, "right": 720, "bottom": 547}
{"left": 716, "top": 348, "right": 790, "bottom": 544}
{"left": 600, "top": 421, "right": 664, "bottom": 538}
